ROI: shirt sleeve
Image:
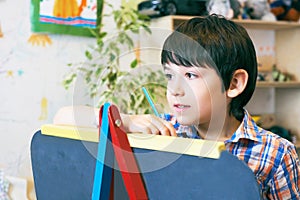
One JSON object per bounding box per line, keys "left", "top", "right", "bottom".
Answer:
{"left": 268, "top": 145, "right": 300, "bottom": 199}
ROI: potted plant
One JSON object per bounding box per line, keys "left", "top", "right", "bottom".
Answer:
{"left": 63, "top": 2, "right": 167, "bottom": 114}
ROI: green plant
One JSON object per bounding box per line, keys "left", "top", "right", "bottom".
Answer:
{"left": 63, "top": 2, "right": 167, "bottom": 114}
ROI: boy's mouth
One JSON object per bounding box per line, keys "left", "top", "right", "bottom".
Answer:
{"left": 173, "top": 104, "right": 191, "bottom": 112}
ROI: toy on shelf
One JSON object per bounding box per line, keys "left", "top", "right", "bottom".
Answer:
{"left": 238, "top": 0, "right": 250, "bottom": 19}
{"left": 257, "top": 72, "right": 268, "bottom": 81}
{"left": 206, "top": 0, "right": 242, "bottom": 19}
{"left": 272, "top": 64, "right": 294, "bottom": 82}
{"left": 270, "top": 0, "right": 300, "bottom": 21}
{"left": 207, "top": 0, "right": 234, "bottom": 19}
{"left": 239, "top": 0, "right": 277, "bottom": 21}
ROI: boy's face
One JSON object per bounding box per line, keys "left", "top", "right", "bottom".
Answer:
{"left": 164, "top": 62, "right": 227, "bottom": 127}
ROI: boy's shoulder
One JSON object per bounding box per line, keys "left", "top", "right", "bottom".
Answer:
{"left": 242, "top": 111, "right": 296, "bottom": 153}
{"left": 242, "top": 113, "right": 295, "bottom": 152}
{"left": 256, "top": 128, "right": 296, "bottom": 153}
{"left": 231, "top": 124, "right": 298, "bottom": 182}
{"left": 231, "top": 110, "right": 298, "bottom": 165}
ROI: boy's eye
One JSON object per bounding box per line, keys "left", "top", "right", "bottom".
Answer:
{"left": 185, "top": 72, "right": 197, "bottom": 79}
{"left": 164, "top": 73, "right": 173, "bottom": 80}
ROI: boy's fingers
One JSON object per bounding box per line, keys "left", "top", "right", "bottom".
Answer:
{"left": 144, "top": 123, "right": 160, "bottom": 135}
{"left": 163, "top": 121, "right": 177, "bottom": 136}
{"left": 127, "top": 116, "right": 160, "bottom": 135}
{"left": 122, "top": 114, "right": 177, "bottom": 136}
{"left": 143, "top": 117, "right": 169, "bottom": 135}
{"left": 148, "top": 116, "right": 176, "bottom": 136}
{"left": 157, "top": 125, "right": 171, "bottom": 136}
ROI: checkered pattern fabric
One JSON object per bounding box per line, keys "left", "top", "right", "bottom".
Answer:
{"left": 165, "top": 110, "right": 300, "bottom": 199}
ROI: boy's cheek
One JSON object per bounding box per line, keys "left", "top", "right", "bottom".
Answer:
{"left": 166, "top": 93, "right": 176, "bottom": 111}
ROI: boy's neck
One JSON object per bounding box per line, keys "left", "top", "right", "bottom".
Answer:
{"left": 196, "top": 115, "right": 241, "bottom": 142}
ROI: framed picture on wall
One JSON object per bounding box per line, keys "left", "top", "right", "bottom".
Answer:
{"left": 30, "top": 0, "right": 103, "bottom": 37}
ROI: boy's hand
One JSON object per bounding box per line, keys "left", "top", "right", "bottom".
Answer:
{"left": 121, "top": 114, "right": 177, "bottom": 137}
{"left": 53, "top": 106, "right": 177, "bottom": 136}
{"left": 53, "top": 106, "right": 99, "bottom": 128}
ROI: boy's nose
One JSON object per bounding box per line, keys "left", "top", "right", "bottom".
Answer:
{"left": 169, "top": 80, "right": 184, "bottom": 96}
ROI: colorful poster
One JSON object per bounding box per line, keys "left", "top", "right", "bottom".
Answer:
{"left": 31, "top": 0, "right": 103, "bottom": 37}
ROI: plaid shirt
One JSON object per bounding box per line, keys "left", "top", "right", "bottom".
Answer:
{"left": 164, "top": 111, "right": 300, "bottom": 199}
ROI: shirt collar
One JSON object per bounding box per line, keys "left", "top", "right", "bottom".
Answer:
{"left": 226, "top": 110, "right": 263, "bottom": 144}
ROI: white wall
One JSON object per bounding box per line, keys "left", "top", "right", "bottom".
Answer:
{"left": 0, "top": 1, "right": 148, "bottom": 194}
{"left": 0, "top": 0, "right": 116, "bottom": 192}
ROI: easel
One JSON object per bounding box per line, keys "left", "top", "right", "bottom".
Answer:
{"left": 92, "top": 102, "right": 148, "bottom": 200}
{"left": 31, "top": 103, "right": 262, "bottom": 200}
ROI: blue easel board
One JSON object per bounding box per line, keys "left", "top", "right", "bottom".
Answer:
{"left": 31, "top": 130, "right": 261, "bottom": 199}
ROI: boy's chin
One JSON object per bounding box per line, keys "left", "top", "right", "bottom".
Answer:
{"left": 175, "top": 116, "right": 197, "bottom": 126}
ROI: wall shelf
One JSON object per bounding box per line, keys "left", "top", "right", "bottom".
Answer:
{"left": 153, "top": 15, "right": 300, "bottom": 30}
{"left": 232, "top": 19, "right": 300, "bottom": 30}
{"left": 256, "top": 81, "right": 300, "bottom": 88}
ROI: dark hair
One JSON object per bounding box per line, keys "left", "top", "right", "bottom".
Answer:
{"left": 161, "top": 14, "right": 257, "bottom": 121}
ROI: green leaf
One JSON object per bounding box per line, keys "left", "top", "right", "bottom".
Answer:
{"left": 85, "top": 51, "right": 93, "bottom": 60}
{"left": 62, "top": 2, "right": 163, "bottom": 114}
{"left": 98, "top": 32, "right": 107, "bottom": 39}
{"left": 142, "top": 25, "right": 152, "bottom": 34}
{"left": 130, "top": 59, "right": 138, "bottom": 68}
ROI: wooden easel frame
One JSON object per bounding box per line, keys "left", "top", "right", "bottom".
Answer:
{"left": 92, "top": 102, "right": 148, "bottom": 200}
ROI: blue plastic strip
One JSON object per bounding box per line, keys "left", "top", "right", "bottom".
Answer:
{"left": 92, "top": 102, "right": 112, "bottom": 200}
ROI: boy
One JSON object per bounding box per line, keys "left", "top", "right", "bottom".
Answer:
{"left": 120, "top": 15, "right": 300, "bottom": 199}
{"left": 54, "top": 15, "right": 300, "bottom": 199}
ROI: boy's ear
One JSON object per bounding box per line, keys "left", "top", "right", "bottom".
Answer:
{"left": 227, "top": 69, "right": 248, "bottom": 98}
